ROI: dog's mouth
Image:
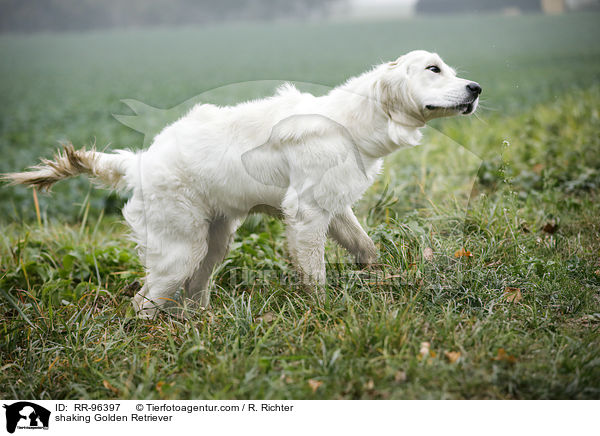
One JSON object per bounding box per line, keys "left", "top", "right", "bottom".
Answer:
{"left": 426, "top": 100, "right": 476, "bottom": 115}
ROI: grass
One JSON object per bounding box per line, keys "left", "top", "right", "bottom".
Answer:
{"left": 1, "top": 13, "right": 600, "bottom": 399}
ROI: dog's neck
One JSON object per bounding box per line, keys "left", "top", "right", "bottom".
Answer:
{"left": 324, "top": 70, "right": 424, "bottom": 159}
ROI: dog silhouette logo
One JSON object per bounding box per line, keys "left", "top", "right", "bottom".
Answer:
{"left": 3, "top": 402, "right": 50, "bottom": 433}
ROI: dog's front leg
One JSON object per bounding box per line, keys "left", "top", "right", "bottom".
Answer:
{"left": 286, "top": 208, "right": 331, "bottom": 291}
{"left": 328, "top": 206, "right": 377, "bottom": 266}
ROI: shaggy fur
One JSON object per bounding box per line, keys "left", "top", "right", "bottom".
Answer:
{"left": 3, "top": 50, "right": 481, "bottom": 318}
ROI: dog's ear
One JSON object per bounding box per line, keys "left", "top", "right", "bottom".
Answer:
{"left": 375, "top": 78, "right": 423, "bottom": 129}
{"left": 387, "top": 53, "right": 408, "bottom": 68}
{"left": 373, "top": 68, "right": 424, "bottom": 146}
{"left": 375, "top": 57, "right": 425, "bottom": 131}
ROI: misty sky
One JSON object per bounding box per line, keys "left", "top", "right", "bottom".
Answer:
{"left": 352, "top": 0, "right": 417, "bottom": 5}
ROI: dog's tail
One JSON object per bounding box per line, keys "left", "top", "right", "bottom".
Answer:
{"left": 2, "top": 143, "right": 137, "bottom": 191}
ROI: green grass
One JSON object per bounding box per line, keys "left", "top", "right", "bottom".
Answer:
{"left": 1, "top": 13, "right": 600, "bottom": 399}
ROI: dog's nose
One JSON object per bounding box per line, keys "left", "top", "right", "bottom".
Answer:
{"left": 467, "top": 82, "right": 482, "bottom": 96}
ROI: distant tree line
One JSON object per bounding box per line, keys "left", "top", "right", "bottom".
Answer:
{"left": 0, "top": 0, "right": 341, "bottom": 33}
{"left": 416, "top": 0, "right": 542, "bottom": 14}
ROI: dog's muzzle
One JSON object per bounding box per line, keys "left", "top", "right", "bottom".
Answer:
{"left": 426, "top": 82, "right": 481, "bottom": 115}
{"left": 426, "top": 100, "right": 476, "bottom": 114}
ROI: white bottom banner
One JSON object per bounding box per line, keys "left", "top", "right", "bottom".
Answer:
{"left": 0, "top": 400, "right": 597, "bottom": 435}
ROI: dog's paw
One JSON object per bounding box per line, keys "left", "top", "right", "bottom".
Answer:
{"left": 132, "top": 290, "right": 160, "bottom": 319}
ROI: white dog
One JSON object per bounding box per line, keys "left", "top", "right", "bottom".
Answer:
{"left": 4, "top": 50, "right": 481, "bottom": 318}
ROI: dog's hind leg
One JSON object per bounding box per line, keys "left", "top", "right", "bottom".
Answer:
{"left": 183, "top": 217, "right": 240, "bottom": 309}
{"left": 328, "top": 206, "right": 377, "bottom": 266}
{"left": 133, "top": 226, "right": 210, "bottom": 318}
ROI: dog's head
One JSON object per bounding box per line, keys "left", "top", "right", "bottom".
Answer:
{"left": 375, "top": 50, "right": 481, "bottom": 127}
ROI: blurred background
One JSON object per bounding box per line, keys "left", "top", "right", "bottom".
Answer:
{"left": 0, "top": 0, "right": 599, "bottom": 221}
{"left": 1, "top": 0, "right": 599, "bottom": 31}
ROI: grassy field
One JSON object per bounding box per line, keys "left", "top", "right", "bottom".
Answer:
{"left": 1, "top": 13, "right": 600, "bottom": 399}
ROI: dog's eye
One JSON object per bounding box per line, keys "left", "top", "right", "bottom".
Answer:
{"left": 426, "top": 65, "right": 441, "bottom": 73}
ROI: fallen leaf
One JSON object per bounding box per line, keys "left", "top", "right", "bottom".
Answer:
{"left": 280, "top": 373, "right": 294, "bottom": 384}
{"left": 444, "top": 351, "right": 461, "bottom": 363}
{"left": 122, "top": 280, "right": 141, "bottom": 297}
{"left": 258, "top": 311, "right": 276, "bottom": 323}
{"left": 419, "top": 341, "right": 430, "bottom": 358}
{"left": 493, "top": 348, "right": 517, "bottom": 364}
{"left": 394, "top": 371, "right": 407, "bottom": 383}
{"left": 504, "top": 287, "right": 523, "bottom": 303}
{"left": 454, "top": 248, "right": 473, "bottom": 258}
{"left": 532, "top": 163, "right": 544, "bottom": 174}
{"left": 308, "top": 379, "right": 323, "bottom": 393}
{"left": 103, "top": 380, "right": 119, "bottom": 394}
{"left": 542, "top": 220, "right": 559, "bottom": 234}
{"left": 156, "top": 381, "right": 166, "bottom": 394}
{"left": 423, "top": 247, "right": 434, "bottom": 262}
